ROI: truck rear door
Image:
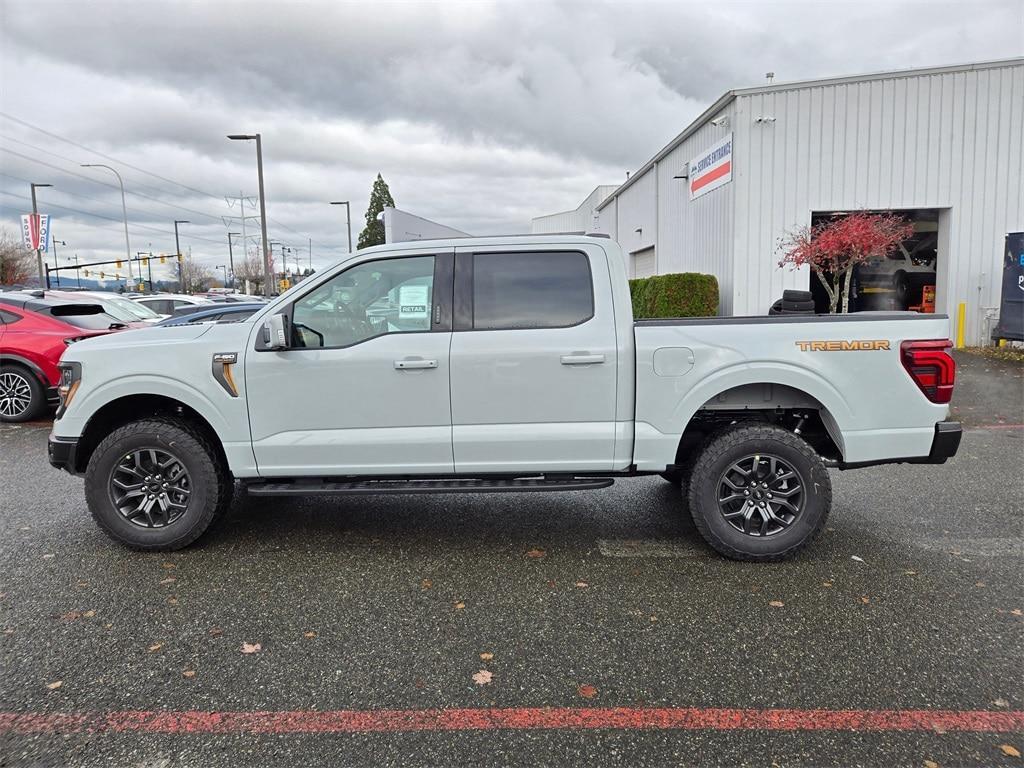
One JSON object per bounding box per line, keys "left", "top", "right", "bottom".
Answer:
{"left": 449, "top": 244, "right": 619, "bottom": 473}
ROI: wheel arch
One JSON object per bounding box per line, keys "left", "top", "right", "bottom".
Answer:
{"left": 74, "top": 394, "right": 228, "bottom": 475}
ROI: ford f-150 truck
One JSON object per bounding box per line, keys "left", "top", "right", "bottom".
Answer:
{"left": 48, "top": 235, "right": 961, "bottom": 560}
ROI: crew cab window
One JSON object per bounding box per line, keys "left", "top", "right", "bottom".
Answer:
{"left": 291, "top": 255, "right": 435, "bottom": 348}
{"left": 471, "top": 251, "right": 593, "bottom": 330}
{"left": 140, "top": 299, "right": 173, "bottom": 315}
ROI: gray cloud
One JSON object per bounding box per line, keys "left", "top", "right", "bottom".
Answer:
{"left": 1, "top": 0, "right": 1020, "bottom": 273}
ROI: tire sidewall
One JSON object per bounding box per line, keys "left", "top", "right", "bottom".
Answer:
{"left": 85, "top": 423, "right": 217, "bottom": 548}
{"left": 693, "top": 432, "right": 829, "bottom": 559}
{"left": 0, "top": 365, "right": 45, "bottom": 423}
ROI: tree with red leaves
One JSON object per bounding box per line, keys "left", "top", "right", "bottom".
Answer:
{"left": 778, "top": 212, "right": 913, "bottom": 313}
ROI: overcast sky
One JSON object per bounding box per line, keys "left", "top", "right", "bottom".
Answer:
{"left": 1, "top": 0, "right": 1021, "bottom": 280}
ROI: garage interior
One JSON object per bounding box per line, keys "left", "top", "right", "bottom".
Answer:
{"left": 808, "top": 209, "right": 943, "bottom": 314}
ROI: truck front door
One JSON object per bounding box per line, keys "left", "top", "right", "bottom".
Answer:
{"left": 449, "top": 245, "right": 619, "bottom": 473}
{"left": 245, "top": 250, "right": 455, "bottom": 476}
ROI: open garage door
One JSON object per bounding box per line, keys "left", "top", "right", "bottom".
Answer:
{"left": 809, "top": 209, "right": 942, "bottom": 314}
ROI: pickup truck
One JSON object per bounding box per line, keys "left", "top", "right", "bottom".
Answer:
{"left": 48, "top": 235, "right": 961, "bottom": 561}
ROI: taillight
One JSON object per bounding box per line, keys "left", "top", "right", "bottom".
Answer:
{"left": 900, "top": 339, "right": 956, "bottom": 404}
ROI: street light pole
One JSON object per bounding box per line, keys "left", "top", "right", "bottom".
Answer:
{"left": 174, "top": 220, "right": 188, "bottom": 293}
{"left": 227, "top": 232, "right": 240, "bottom": 290}
{"left": 216, "top": 265, "right": 228, "bottom": 286}
{"left": 228, "top": 134, "right": 272, "bottom": 298}
{"left": 330, "top": 200, "right": 352, "bottom": 253}
{"left": 51, "top": 234, "right": 66, "bottom": 287}
{"left": 81, "top": 164, "right": 133, "bottom": 285}
{"left": 29, "top": 182, "right": 52, "bottom": 288}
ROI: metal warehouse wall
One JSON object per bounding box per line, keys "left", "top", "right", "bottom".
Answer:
{"left": 731, "top": 60, "right": 1024, "bottom": 343}
{"left": 597, "top": 103, "right": 739, "bottom": 314}
{"left": 532, "top": 185, "right": 617, "bottom": 234}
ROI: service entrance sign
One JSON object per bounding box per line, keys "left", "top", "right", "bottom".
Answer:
{"left": 689, "top": 134, "right": 733, "bottom": 200}
{"left": 21, "top": 213, "right": 50, "bottom": 252}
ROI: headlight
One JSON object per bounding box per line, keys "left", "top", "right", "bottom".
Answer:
{"left": 56, "top": 362, "right": 82, "bottom": 418}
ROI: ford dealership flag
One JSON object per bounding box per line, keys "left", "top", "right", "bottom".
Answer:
{"left": 21, "top": 213, "right": 50, "bottom": 252}
{"left": 689, "top": 134, "right": 733, "bottom": 200}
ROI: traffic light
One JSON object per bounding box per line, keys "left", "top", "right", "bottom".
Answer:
{"left": 99, "top": 271, "right": 105, "bottom": 279}
{"left": 159, "top": 254, "right": 166, "bottom": 264}
{"left": 116, "top": 260, "right": 122, "bottom": 268}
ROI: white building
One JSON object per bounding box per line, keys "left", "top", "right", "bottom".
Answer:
{"left": 531, "top": 185, "right": 618, "bottom": 235}
{"left": 536, "top": 58, "right": 1023, "bottom": 345}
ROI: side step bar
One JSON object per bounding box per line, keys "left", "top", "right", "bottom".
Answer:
{"left": 246, "top": 477, "right": 614, "bottom": 496}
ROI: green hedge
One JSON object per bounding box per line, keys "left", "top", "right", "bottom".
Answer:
{"left": 628, "top": 272, "right": 719, "bottom": 318}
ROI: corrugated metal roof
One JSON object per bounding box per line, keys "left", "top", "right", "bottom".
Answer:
{"left": 596, "top": 57, "right": 1024, "bottom": 211}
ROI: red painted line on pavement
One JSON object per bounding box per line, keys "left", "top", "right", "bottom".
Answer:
{"left": 1, "top": 707, "right": 1022, "bottom": 735}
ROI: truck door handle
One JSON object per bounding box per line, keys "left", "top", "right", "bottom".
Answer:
{"left": 394, "top": 359, "right": 438, "bottom": 370}
{"left": 560, "top": 353, "right": 605, "bottom": 365}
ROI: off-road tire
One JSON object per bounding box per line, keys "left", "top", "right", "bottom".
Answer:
{"left": 687, "top": 423, "right": 831, "bottom": 562}
{"left": 0, "top": 364, "right": 46, "bottom": 423}
{"left": 84, "top": 418, "right": 232, "bottom": 550}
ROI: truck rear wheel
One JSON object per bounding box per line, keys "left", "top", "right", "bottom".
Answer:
{"left": 687, "top": 423, "right": 831, "bottom": 562}
{"left": 84, "top": 418, "right": 231, "bottom": 550}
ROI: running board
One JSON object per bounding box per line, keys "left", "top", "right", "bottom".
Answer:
{"left": 246, "top": 477, "right": 614, "bottom": 496}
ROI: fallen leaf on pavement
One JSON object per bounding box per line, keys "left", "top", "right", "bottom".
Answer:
{"left": 525, "top": 548, "right": 546, "bottom": 559}
{"left": 851, "top": 555, "right": 865, "bottom": 563}
{"left": 303, "top": 631, "right": 317, "bottom": 638}
{"left": 42, "top": 554, "right": 55, "bottom": 560}
{"left": 182, "top": 669, "right": 196, "bottom": 678}
{"left": 46, "top": 681, "right": 62, "bottom": 690}
{"left": 241, "top": 642, "right": 262, "bottom": 654}
{"left": 472, "top": 670, "right": 493, "bottom": 685}
{"left": 420, "top": 578, "right": 433, "bottom": 590}
{"left": 147, "top": 643, "right": 162, "bottom": 653}
{"left": 159, "top": 577, "right": 176, "bottom": 585}
{"left": 993, "top": 698, "right": 1010, "bottom": 708}
{"left": 923, "top": 760, "right": 939, "bottom": 768}
{"left": 822, "top": 582, "right": 833, "bottom": 588}
{"left": 60, "top": 610, "right": 81, "bottom": 622}
{"left": 454, "top": 601, "right": 465, "bottom": 610}
{"left": 859, "top": 596, "right": 871, "bottom": 604}
{"left": 82, "top": 610, "right": 95, "bottom": 618}
{"left": 575, "top": 582, "right": 588, "bottom": 588}
{"left": 167, "top": 597, "right": 179, "bottom": 605}
{"left": 768, "top": 600, "right": 785, "bottom": 608}
{"left": 577, "top": 684, "right": 598, "bottom": 699}
{"left": 1011, "top": 609, "right": 1023, "bottom": 617}
{"left": 975, "top": 581, "right": 986, "bottom": 588}
{"left": 479, "top": 652, "right": 494, "bottom": 661}
{"left": 998, "top": 744, "right": 1021, "bottom": 758}
{"left": 904, "top": 570, "right": 918, "bottom": 576}
{"left": 208, "top": 627, "right": 223, "bottom": 637}
{"left": 161, "top": 562, "right": 176, "bottom": 570}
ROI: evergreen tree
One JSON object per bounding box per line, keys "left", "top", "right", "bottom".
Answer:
{"left": 357, "top": 173, "right": 395, "bottom": 249}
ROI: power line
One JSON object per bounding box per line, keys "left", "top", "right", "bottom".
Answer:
{"left": 0, "top": 111, "right": 322, "bottom": 246}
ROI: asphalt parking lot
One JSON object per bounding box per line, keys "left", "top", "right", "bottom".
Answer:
{"left": 1, "top": 351, "right": 1021, "bottom": 767}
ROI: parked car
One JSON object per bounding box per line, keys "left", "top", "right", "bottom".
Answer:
{"left": 155, "top": 303, "right": 265, "bottom": 326}
{"left": 858, "top": 231, "right": 938, "bottom": 306}
{"left": 49, "top": 235, "right": 960, "bottom": 559}
{"left": 38, "top": 290, "right": 168, "bottom": 324}
{"left": 0, "top": 304, "right": 116, "bottom": 422}
{"left": 0, "top": 292, "right": 139, "bottom": 331}
{"left": 128, "top": 293, "right": 213, "bottom": 316}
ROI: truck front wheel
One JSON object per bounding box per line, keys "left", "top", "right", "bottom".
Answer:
{"left": 84, "top": 418, "right": 231, "bottom": 550}
{"left": 687, "top": 424, "right": 831, "bottom": 562}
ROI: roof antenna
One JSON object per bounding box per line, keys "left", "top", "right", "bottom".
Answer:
{"left": 626, "top": 170, "right": 630, "bottom": 179}
{"left": 766, "top": 72, "right": 775, "bottom": 83}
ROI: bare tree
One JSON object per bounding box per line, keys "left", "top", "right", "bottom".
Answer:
{"left": 178, "top": 254, "right": 214, "bottom": 294}
{"left": 0, "top": 226, "right": 36, "bottom": 286}
{"left": 233, "top": 252, "right": 268, "bottom": 294}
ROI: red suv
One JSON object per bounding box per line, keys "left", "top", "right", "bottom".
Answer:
{"left": 0, "top": 299, "right": 125, "bottom": 422}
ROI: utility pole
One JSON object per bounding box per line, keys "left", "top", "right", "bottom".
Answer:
{"left": 216, "top": 265, "right": 228, "bottom": 286}
{"left": 227, "top": 232, "right": 240, "bottom": 290}
{"left": 330, "top": 200, "right": 352, "bottom": 253}
{"left": 51, "top": 233, "right": 66, "bottom": 287}
{"left": 30, "top": 182, "right": 52, "bottom": 287}
{"left": 81, "top": 164, "right": 133, "bottom": 285}
{"left": 308, "top": 237, "right": 312, "bottom": 273}
{"left": 227, "top": 134, "right": 273, "bottom": 298}
{"left": 174, "top": 220, "right": 188, "bottom": 293}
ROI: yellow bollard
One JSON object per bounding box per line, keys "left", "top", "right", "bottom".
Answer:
{"left": 955, "top": 302, "right": 966, "bottom": 348}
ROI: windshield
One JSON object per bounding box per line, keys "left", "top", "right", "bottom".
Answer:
{"left": 45, "top": 305, "right": 126, "bottom": 330}
{"left": 100, "top": 294, "right": 161, "bottom": 320}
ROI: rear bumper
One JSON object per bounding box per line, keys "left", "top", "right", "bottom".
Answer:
{"left": 835, "top": 420, "right": 961, "bottom": 470}
{"left": 48, "top": 434, "right": 80, "bottom": 475}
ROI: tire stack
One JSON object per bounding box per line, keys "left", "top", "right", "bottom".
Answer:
{"left": 768, "top": 289, "right": 815, "bottom": 316}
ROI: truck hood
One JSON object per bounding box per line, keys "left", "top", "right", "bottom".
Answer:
{"left": 63, "top": 322, "right": 215, "bottom": 357}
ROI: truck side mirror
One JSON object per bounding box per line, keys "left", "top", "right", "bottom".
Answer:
{"left": 262, "top": 313, "right": 290, "bottom": 350}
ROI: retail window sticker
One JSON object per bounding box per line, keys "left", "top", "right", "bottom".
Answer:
{"left": 399, "top": 284, "right": 429, "bottom": 318}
